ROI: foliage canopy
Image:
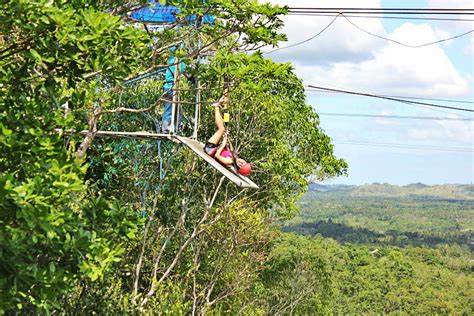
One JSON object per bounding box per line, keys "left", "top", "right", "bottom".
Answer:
{"left": 0, "top": 0, "right": 348, "bottom": 313}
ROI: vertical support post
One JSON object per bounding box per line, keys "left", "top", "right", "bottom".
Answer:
{"left": 192, "top": 81, "right": 201, "bottom": 140}
{"left": 192, "top": 24, "right": 202, "bottom": 140}
{"left": 170, "top": 57, "right": 180, "bottom": 134}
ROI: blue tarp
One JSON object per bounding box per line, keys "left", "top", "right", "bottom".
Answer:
{"left": 131, "top": 1, "right": 214, "bottom": 24}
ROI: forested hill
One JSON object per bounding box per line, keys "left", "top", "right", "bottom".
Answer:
{"left": 308, "top": 183, "right": 474, "bottom": 200}
{"left": 278, "top": 183, "right": 473, "bottom": 314}
{"left": 286, "top": 183, "right": 474, "bottom": 249}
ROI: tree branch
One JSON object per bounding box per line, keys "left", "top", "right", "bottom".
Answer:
{"left": 140, "top": 176, "right": 225, "bottom": 309}
{"left": 76, "top": 105, "right": 102, "bottom": 159}
{"left": 132, "top": 194, "right": 160, "bottom": 302}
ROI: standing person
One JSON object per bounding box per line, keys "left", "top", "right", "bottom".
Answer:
{"left": 162, "top": 48, "right": 186, "bottom": 134}
{"left": 204, "top": 96, "right": 252, "bottom": 176}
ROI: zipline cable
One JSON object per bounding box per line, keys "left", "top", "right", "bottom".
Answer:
{"left": 333, "top": 140, "right": 474, "bottom": 152}
{"left": 317, "top": 112, "right": 474, "bottom": 121}
{"left": 305, "top": 88, "right": 474, "bottom": 104}
{"left": 306, "top": 85, "right": 474, "bottom": 113}
{"left": 306, "top": 88, "right": 473, "bottom": 119}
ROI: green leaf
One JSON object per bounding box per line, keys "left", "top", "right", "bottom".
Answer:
{"left": 29, "top": 49, "right": 42, "bottom": 62}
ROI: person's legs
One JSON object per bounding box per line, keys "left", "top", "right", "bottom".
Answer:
{"left": 207, "top": 105, "right": 225, "bottom": 144}
{"left": 162, "top": 102, "right": 172, "bottom": 133}
{"left": 161, "top": 90, "right": 173, "bottom": 133}
{"left": 162, "top": 101, "right": 183, "bottom": 134}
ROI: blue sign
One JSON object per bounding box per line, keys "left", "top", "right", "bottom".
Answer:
{"left": 131, "top": 1, "right": 214, "bottom": 24}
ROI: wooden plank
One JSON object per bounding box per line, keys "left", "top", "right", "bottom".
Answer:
{"left": 80, "top": 130, "right": 177, "bottom": 142}
{"left": 176, "top": 136, "right": 259, "bottom": 189}
{"left": 78, "top": 130, "right": 259, "bottom": 189}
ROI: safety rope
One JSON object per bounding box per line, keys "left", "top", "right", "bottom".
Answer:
{"left": 221, "top": 83, "right": 240, "bottom": 174}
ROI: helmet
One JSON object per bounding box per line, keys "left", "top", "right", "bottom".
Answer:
{"left": 238, "top": 163, "right": 252, "bottom": 176}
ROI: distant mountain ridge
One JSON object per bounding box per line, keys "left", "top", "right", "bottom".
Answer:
{"left": 308, "top": 183, "right": 474, "bottom": 200}
{"left": 308, "top": 183, "right": 352, "bottom": 192}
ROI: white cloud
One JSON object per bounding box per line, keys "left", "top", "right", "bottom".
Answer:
{"left": 428, "top": 0, "right": 474, "bottom": 54}
{"left": 263, "top": 0, "right": 474, "bottom": 184}
{"left": 263, "top": 0, "right": 385, "bottom": 64}
{"left": 374, "top": 110, "right": 397, "bottom": 126}
{"left": 293, "top": 23, "right": 472, "bottom": 97}
{"left": 428, "top": 0, "right": 474, "bottom": 30}
{"left": 465, "top": 36, "right": 474, "bottom": 55}
{"left": 260, "top": 1, "right": 472, "bottom": 97}
{"left": 407, "top": 119, "right": 474, "bottom": 145}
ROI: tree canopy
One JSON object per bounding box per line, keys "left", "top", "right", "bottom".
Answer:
{"left": 1, "top": 0, "right": 347, "bottom": 313}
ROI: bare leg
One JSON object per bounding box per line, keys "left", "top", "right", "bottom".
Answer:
{"left": 208, "top": 106, "right": 225, "bottom": 144}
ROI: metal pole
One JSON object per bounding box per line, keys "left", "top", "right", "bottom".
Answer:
{"left": 170, "top": 56, "right": 180, "bottom": 134}
{"left": 192, "top": 27, "right": 202, "bottom": 140}
{"left": 192, "top": 80, "right": 201, "bottom": 140}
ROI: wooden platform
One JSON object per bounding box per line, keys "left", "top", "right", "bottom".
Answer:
{"left": 82, "top": 130, "right": 259, "bottom": 189}
{"left": 82, "top": 130, "right": 175, "bottom": 141}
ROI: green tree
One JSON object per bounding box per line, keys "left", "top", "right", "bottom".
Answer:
{"left": 1, "top": 0, "right": 347, "bottom": 313}
{"left": 0, "top": 0, "right": 149, "bottom": 312}
{"left": 254, "top": 233, "right": 332, "bottom": 315}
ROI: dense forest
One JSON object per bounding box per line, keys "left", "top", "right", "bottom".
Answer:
{"left": 282, "top": 184, "right": 473, "bottom": 314}
{"left": 285, "top": 183, "right": 474, "bottom": 249}
{"left": 1, "top": 0, "right": 472, "bottom": 314}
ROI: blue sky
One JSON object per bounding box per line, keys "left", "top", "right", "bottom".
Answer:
{"left": 263, "top": 0, "right": 473, "bottom": 185}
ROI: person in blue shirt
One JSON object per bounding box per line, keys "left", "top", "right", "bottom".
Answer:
{"left": 162, "top": 49, "right": 187, "bottom": 134}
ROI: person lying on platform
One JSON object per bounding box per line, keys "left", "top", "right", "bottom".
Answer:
{"left": 204, "top": 96, "right": 252, "bottom": 177}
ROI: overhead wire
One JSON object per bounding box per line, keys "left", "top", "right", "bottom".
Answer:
{"left": 306, "top": 88, "right": 474, "bottom": 119}
{"left": 287, "top": 13, "right": 474, "bottom": 22}
{"left": 264, "top": 13, "right": 473, "bottom": 53}
{"left": 288, "top": 11, "right": 474, "bottom": 15}
{"left": 307, "top": 85, "right": 474, "bottom": 113}
{"left": 264, "top": 14, "right": 340, "bottom": 54}
{"left": 276, "top": 8, "right": 474, "bottom": 155}
{"left": 305, "top": 88, "right": 474, "bottom": 105}
{"left": 332, "top": 140, "right": 474, "bottom": 153}
{"left": 242, "top": 75, "right": 473, "bottom": 109}
{"left": 317, "top": 113, "right": 474, "bottom": 121}
{"left": 287, "top": 7, "right": 474, "bottom": 10}
{"left": 340, "top": 14, "right": 474, "bottom": 48}
{"left": 287, "top": 7, "right": 474, "bottom": 14}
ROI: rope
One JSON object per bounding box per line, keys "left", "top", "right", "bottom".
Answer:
{"left": 221, "top": 84, "right": 240, "bottom": 174}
